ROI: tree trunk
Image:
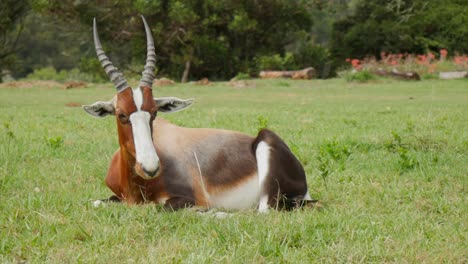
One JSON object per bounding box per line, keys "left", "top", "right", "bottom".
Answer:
{"left": 259, "top": 67, "right": 315, "bottom": 80}
{"left": 374, "top": 69, "right": 420, "bottom": 80}
{"left": 181, "top": 60, "right": 191, "bottom": 83}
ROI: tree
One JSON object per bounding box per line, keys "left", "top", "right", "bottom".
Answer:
{"left": 330, "top": 0, "right": 468, "bottom": 64}
{"left": 0, "top": 0, "right": 30, "bottom": 81}
{"left": 33, "top": 0, "right": 312, "bottom": 81}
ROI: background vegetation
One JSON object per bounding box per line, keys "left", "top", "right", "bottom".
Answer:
{"left": 1, "top": 0, "right": 467, "bottom": 82}
{"left": 1, "top": 79, "right": 467, "bottom": 262}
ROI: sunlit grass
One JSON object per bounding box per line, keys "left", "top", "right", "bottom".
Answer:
{"left": 0, "top": 78, "right": 467, "bottom": 263}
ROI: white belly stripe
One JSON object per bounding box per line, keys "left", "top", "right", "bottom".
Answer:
{"left": 208, "top": 175, "right": 260, "bottom": 210}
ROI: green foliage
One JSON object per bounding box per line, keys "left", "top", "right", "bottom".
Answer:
{"left": 345, "top": 70, "right": 376, "bottom": 82}
{"left": 3, "top": 119, "right": 15, "bottom": 139}
{"left": 3, "top": 1, "right": 467, "bottom": 81}
{"left": 291, "top": 43, "right": 334, "bottom": 78}
{"left": 46, "top": 136, "right": 63, "bottom": 149}
{"left": 330, "top": 0, "right": 468, "bottom": 66}
{"left": 26, "top": 67, "right": 66, "bottom": 81}
{"left": 25, "top": 66, "right": 102, "bottom": 82}
{"left": 254, "top": 46, "right": 333, "bottom": 78}
{"left": 9, "top": 0, "right": 312, "bottom": 81}
{"left": 317, "top": 139, "right": 352, "bottom": 182}
{"left": 13, "top": 13, "right": 90, "bottom": 79}
{"left": 385, "top": 130, "right": 405, "bottom": 151}
{"left": 0, "top": 0, "right": 30, "bottom": 80}
{"left": 233, "top": 72, "right": 251, "bottom": 80}
{"left": 78, "top": 58, "right": 107, "bottom": 83}
{"left": 256, "top": 115, "right": 269, "bottom": 131}
{"left": 421, "top": 73, "right": 439, "bottom": 80}
{"left": 385, "top": 130, "right": 420, "bottom": 173}
{"left": 396, "top": 146, "right": 419, "bottom": 172}
{"left": 256, "top": 53, "right": 296, "bottom": 71}
{"left": 229, "top": 9, "right": 257, "bottom": 33}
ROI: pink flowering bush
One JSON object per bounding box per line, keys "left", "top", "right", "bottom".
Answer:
{"left": 345, "top": 50, "right": 468, "bottom": 76}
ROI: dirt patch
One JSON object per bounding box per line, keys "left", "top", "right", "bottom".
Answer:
{"left": 228, "top": 80, "right": 256, "bottom": 88}
{"left": 65, "top": 102, "right": 82, "bottom": 107}
{"left": 0, "top": 80, "right": 64, "bottom": 89}
{"left": 64, "top": 81, "right": 87, "bottom": 89}
{"left": 192, "top": 78, "right": 211, "bottom": 85}
{"left": 154, "top": 77, "right": 175, "bottom": 86}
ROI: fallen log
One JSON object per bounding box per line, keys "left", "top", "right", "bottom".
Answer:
{"left": 374, "top": 69, "right": 420, "bottom": 80}
{"left": 259, "top": 67, "right": 315, "bottom": 80}
{"left": 439, "top": 71, "right": 468, "bottom": 80}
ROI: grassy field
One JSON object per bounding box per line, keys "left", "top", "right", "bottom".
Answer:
{"left": 0, "top": 78, "right": 467, "bottom": 263}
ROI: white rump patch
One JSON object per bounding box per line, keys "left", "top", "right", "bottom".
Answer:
{"left": 258, "top": 195, "right": 269, "bottom": 213}
{"left": 256, "top": 141, "right": 271, "bottom": 212}
{"left": 303, "top": 190, "right": 312, "bottom": 201}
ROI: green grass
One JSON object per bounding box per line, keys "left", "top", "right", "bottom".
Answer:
{"left": 0, "top": 79, "right": 467, "bottom": 263}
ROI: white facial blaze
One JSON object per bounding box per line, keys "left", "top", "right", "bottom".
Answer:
{"left": 130, "top": 88, "right": 159, "bottom": 174}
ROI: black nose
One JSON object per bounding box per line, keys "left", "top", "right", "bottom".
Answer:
{"left": 143, "top": 167, "right": 158, "bottom": 177}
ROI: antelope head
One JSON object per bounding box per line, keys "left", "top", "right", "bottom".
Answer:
{"left": 83, "top": 16, "right": 193, "bottom": 179}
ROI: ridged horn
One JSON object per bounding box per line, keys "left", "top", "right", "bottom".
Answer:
{"left": 139, "top": 15, "right": 156, "bottom": 89}
{"left": 93, "top": 18, "right": 129, "bottom": 92}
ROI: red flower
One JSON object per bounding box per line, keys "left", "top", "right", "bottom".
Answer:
{"left": 440, "top": 49, "right": 448, "bottom": 57}
{"left": 454, "top": 56, "right": 464, "bottom": 65}
{"left": 440, "top": 49, "right": 448, "bottom": 61}
{"left": 351, "top": 59, "right": 360, "bottom": 66}
{"left": 428, "top": 52, "right": 435, "bottom": 60}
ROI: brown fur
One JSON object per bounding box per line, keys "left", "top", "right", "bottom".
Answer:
{"left": 106, "top": 114, "right": 260, "bottom": 206}
{"left": 98, "top": 87, "right": 309, "bottom": 210}
{"left": 253, "top": 129, "right": 308, "bottom": 209}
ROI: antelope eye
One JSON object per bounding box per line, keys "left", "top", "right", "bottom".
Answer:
{"left": 118, "top": 113, "right": 130, "bottom": 124}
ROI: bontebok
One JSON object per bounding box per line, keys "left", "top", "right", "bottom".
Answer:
{"left": 83, "top": 16, "right": 313, "bottom": 211}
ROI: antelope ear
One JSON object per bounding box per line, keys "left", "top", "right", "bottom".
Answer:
{"left": 82, "top": 100, "right": 115, "bottom": 118}
{"left": 154, "top": 97, "right": 194, "bottom": 113}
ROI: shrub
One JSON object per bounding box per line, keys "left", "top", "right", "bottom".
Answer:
{"left": 292, "top": 43, "right": 334, "bottom": 78}
{"left": 254, "top": 44, "right": 334, "bottom": 78}
{"left": 78, "top": 57, "right": 107, "bottom": 82}
{"left": 25, "top": 65, "right": 106, "bottom": 83}
{"left": 46, "top": 136, "right": 64, "bottom": 149}
{"left": 26, "top": 67, "right": 67, "bottom": 81}
{"left": 256, "top": 115, "right": 269, "bottom": 131}
{"left": 345, "top": 70, "right": 376, "bottom": 82}
{"left": 232, "top": 72, "right": 251, "bottom": 80}
{"left": 255, "top": 53, "right": 296, "bottom": 71}
{"left": 343, "top": 51, "right": 468, "bottom": 79}
{"left": 317, "top": 139, "right": 352, "bottom": 182}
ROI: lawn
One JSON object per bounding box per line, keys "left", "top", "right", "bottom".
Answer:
{"left": 0, "top": 78, "right": 467, "bottom": 263}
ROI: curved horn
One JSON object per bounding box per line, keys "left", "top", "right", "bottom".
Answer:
{"left": 93, "top": 18, "right": 129, "bottom": 92}
{"left": 139, "top": 15, "right": 156, "bottom": 89}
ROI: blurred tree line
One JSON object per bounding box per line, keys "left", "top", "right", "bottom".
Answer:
{"left": 0, "top": 0, "right": 466, "bottom": 82}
